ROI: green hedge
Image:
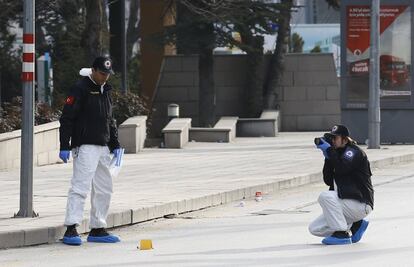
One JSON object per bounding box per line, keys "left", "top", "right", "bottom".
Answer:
{"left": 0, "top": 97, "right": 61, "bottom": 134}
{"left": 0, "top": 91, "right": 148, "bottom": 134}
{"left": 111, "top": 90, "right": 148, "bottom": 127}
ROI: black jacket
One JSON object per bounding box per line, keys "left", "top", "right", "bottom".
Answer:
{"left": 323, "top": 143, "right": 374, "bottom": 209}
{"left": 59, "top": 77, "right": 120, "bottom": 152}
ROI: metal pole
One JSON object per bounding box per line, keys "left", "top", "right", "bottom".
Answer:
{"left": 0, "top": 71, "right": 2, "bottom": 112}
{"left": 368, "top": 0, "right": 380, "bottom": 149}
{"left": 121, "top": 0, "right": 127, "bottom": 93}
{"left": 16, "top": 0, "right": 37, "bottom": 217}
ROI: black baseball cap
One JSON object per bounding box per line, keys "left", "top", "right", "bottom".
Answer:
{"left": 329, "top": 124, "right": 350, "bottom": 137}
{"left": 92, "top": 56, "right": 114, "bottom": 74}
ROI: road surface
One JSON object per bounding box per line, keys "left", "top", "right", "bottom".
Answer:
{"left": 1, "top": 161, "right": 414, "bottom": 267}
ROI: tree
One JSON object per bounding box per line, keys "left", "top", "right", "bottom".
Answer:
{"left": 326, "top": 0, "right": 340, "bottom": 10}
{"left": 263, "top": 0, "right": 293, "bottom": 110}
{"left": 263, "top": 0, "right": 339, "bottom": 110}
{"left": 167, "top": 2, "right": 217, "bottom": 127}
{"left": 109, "top": 0, "right": 123, "bottom": 72}
{"left": 238, "top": 33, "right": 264, "bottom": 117}
{"left": 0, "top": 1, "right": 22, "bottom": 103}
{"left": 230, "top": 2, "right": 282, "bottom": 117}
{"left": 109, "top": 0, "right": 141, "bottom": 70}
{"left": 44, "top": 0, "right": 89, "bottom": 100}
{"left": 310, "top": 45, "right": 322, "bottom": 53}
{"left": 0, "top": 0, "right": 145, "bottom": 129}
{"left": 126, "top": 0, "right": 140, "bottom": 62}
{"left": 82, "top": 0, "right": 110, "bottom": 63}
{"left": 165, "top": 0, "right": 285, "bottom": 122}
{"left": 290, "top": 32, "right": 304, "bottom": 53}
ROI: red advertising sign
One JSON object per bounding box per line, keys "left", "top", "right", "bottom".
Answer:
{"left": 347, "top": 6, "right": 407, "bottom": 56}
{"left": 346, "top": 5, "right": 411, "bottom": 102}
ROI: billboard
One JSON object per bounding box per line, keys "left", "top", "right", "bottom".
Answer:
{"left": 346, "top": 5, "right": 411, "bottom": 104}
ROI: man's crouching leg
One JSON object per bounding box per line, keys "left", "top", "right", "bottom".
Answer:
{"left": 312, "top": 191, "right": 352, "bottom": 245}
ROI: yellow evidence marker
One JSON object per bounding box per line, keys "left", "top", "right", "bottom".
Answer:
{"left": 138, "top": 239, "right": 153, "bottom": 250}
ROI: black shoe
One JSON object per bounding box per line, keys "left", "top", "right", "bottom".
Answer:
{"left": 63, "top": 224, "right": 82, "bottom": 245}
{"left": 331, "top": 231, "right": 351, "bottom": 239}
{"left": 89, "top": 228, "right": 110, "bottom": 237}
{"left": 351, "top": 220, "right": 369, "bottom": 243}
{"left": 64, "top": 224, "right": 79, "bottom": 237}
{"left": 322, "top": 231, "right": 352, "bottom": 245}
{"left": 350, "top": 220, "right": 362, "bottom": 235}
{"left": 87, "top": 228, "right": 120, "bottom": 243}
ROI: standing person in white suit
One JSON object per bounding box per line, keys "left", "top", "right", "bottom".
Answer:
{"left": 59, "top": 56, "right": 122, "bottom": 246}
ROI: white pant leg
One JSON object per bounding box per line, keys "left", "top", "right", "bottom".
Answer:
{"left": 342, "top": 199, "right": 372, "bottom": 230}
{"left": 90, "top": 146, "right": 113, "bottom": 229}
{"left": 308, "top": 214, "right": 334, "bottom": 237}
{"left": 308, "top": 191, "right": 348, "bottom": 237}
{"left": 64, "top": 145, "right": 100, "bottom": 226}
{"left": 309, "top": 191, "right": 372, "bottom": 237}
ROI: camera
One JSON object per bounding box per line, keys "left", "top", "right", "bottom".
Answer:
{"left": 314, "top": 133, "right": 333, "bottom": 146}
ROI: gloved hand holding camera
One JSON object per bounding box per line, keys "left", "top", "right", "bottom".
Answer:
{"left": 314, "top": 133, "right": 332, "bottom": 159}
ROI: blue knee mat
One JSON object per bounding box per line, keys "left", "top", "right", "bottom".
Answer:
{"left": 322, "top": 236, "right": 352, "bottom": 245}
{"left": 87, "top": 235, "right": 120, "bottom": 243}
{"left": 352, "top": 220, "right": 369, "bottom": 243}
{"left": 63, "top": 236, "right": 82, "bottom": 246}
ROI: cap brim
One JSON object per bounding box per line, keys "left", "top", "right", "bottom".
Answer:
{"left": 97, "top": 68, "right": 114, "bottom": 75}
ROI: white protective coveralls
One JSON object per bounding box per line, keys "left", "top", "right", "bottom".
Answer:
{"left": 64, "top": 145, "right": 113, "bottom": 228}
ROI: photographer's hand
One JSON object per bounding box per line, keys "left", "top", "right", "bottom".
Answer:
{"left": 316, "top": 138, "right": 331, "bottom": 159}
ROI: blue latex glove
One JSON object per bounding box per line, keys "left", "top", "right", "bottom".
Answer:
{"left": 113, "top": 148, "right": 122, "bottom": 158}
{"left": 316, "top": 138, "right": 331, "bottom": 158}
{"left": 59, "top": 150, "right": 70, "bottom": 163}
{"left": 112, "top": 148, "right": 124, "bottom": 167}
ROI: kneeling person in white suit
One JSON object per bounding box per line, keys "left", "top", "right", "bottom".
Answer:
{"left": 310, "top": 125, "right": 374, "bottom": 245}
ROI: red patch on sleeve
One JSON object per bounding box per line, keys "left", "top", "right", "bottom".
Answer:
{"left": 65, "top": 96, "right": 75, "bottom": 105}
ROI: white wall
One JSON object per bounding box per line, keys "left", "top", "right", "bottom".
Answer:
{"left": 0, "top": 121, "right": 60, "bottom": 171}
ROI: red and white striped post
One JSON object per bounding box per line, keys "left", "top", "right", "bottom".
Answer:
{"left": 16, "top": 0, "right": 37, "bottom": 218}
{"left": 22, "top": 33, "right": 35, "bottom": 82}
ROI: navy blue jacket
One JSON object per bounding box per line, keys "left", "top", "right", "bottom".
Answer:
{"left": 59, "top": 77, "right": 120, "bottom": 152}
{"left": 323, "top": 143, "right": 374, "bottom": 209}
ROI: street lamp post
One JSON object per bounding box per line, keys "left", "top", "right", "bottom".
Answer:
{"left": 368, "top": 0, "right": 380, "bottom": 149}
{"left": 16, "top": 0, "right": 38, "bottom": 217}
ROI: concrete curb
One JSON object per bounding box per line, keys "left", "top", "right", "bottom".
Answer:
{"left": 2, "top": 152, "right": 414, "bottom": 249}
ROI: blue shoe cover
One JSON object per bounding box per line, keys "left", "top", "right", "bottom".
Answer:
{"left": 322, "top": 236, "right": 352, "bottom": 245}
{"left": 352, "top": 220, "right": 369, "bottom": 243}
{"left": 63, "top": 236, "right": 82, "bottom": 246}
{"left": 87, "top": 234, "right": 120, "bottom": 243}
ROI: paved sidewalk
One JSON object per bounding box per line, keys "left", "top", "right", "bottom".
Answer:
{"left": 1, "top": 132, "right": 414, "bottom": 249}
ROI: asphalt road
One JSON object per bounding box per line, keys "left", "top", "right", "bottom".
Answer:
{"left": 1, "top": 162, "right": 414, "bottom": 267}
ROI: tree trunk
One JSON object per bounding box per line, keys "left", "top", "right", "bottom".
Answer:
{"left": 101, "top": 0, "right": 110, "bottom": 55}
{"left": 127, "top": 0, "right": 140, "bottom": 62}
{"left": 239, "top": 30, "right": 264, "bottom": 118}
{"left": 83, "top": 0, "right": 109, "bottom": 62}
{"left": 176, "top": 3, "right": 216, "bottom": 127}
{"left": 109, "top": 0, "right": 122, "bottom": 71}
{"left": 262, "top": 0, "right": 292, "bottom": 110}
{"left": 35, "top": 23, "right": 48, "bottom": 55}
{"left": 198, "top": 23, "right": 216, "bottom": 127}
{"left": 176, "top": 2, "right": 198, "bottom": 54}
{"left": 198, "top": 46, "right": 215, "bottom": 127}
